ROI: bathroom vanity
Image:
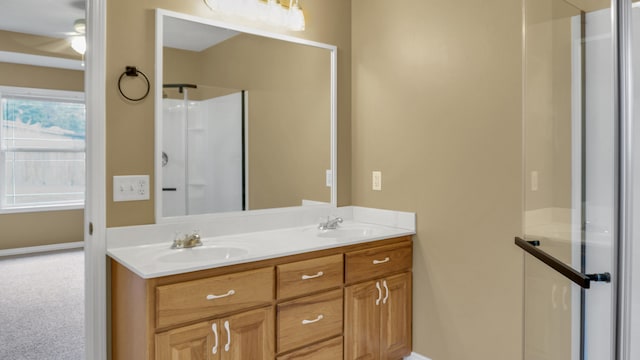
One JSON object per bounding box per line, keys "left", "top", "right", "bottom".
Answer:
{"left": 108, "top": 210, "right": 414, "bottom": 360}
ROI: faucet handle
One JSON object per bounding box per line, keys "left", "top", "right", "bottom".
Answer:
{"left": 171, "top": 233, "right": 185, "bottom": 249}
{"left": 188, "top": 230, "right": 202, "bottom": 247}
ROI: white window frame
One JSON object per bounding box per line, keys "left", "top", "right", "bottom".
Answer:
{"left": 0, "top": 85, "right": 86, "bottom": 214}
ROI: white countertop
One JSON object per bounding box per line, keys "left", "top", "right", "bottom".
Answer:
{"left": 107, "top": 221, "right": 414, "bottom": 279}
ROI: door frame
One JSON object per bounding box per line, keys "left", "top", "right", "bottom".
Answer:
{"left": 614, "top": 1, "right": 633, "bottom": 359}
{"left": 85, "top": 0, "right": 107, "bottom": 358}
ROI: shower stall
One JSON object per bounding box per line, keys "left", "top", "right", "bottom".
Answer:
{"left": 517, "top": 1, "right": 640, "bottom": 359}
{"left": 161, "top": 84, "right": 245, "bottom": 217}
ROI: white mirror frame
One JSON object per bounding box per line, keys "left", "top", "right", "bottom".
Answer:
{"left": 154, "top": 9, "right": 338, "bottom": 223}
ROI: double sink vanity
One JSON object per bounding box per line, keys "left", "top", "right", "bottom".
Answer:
{"left": 107, "top": 9, "right": 414, "bottom": 360}
{"left": 107, "top": 206, "right": 415, "bottom": 360}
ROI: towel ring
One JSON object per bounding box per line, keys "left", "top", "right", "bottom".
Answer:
{"left": 118, "top": 66, "right": 150, "bottom": 102}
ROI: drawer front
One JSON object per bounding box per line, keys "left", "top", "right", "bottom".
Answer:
{"left": 276, "top": 336, "right": 343, "bottom": 360}
{"left": 345, "top": 242, "right": 412, "bottom": 284}
{"left": 277, "top": 254, "right": 343, "bottom": 300}
{"left": 156, "top": 267, "right": 274, "bottom": 329}
{"left": 277, "top": 289, "right": 343, "bottom": 354}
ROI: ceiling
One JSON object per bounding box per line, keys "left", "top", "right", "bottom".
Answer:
{"left": 164, "top": 16, "right": 240, "bottom": 52}
{"left": 0, "top": 0, "right": 85, "bottom": 38}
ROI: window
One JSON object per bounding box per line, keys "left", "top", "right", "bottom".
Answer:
{"left": 0, "top": 86, "right": 85, "bottom": 212}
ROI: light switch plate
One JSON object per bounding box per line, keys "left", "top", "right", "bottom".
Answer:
{"left": 372, "top": 171, "right": 382, "bottom": 191}
{"left": 113, "top": 175, "right": 150, "bottom": 202}
{"left": 326, "top": 170, "right": 332, "bottom": 187}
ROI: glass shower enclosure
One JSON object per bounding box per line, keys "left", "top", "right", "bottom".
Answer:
{"left": 518, "top": 0, "right": 637, "bottom": 359}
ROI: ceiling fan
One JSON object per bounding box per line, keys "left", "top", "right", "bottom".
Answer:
{"left": 68, "top": 19, "right": 86, "bottom": 55}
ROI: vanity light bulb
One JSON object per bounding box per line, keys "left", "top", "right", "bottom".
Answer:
{"left": 288, "top": 6, "right": 305, "bottom": 31}
{"left": 203, "top": 0, "right": 306, "bottom": 31}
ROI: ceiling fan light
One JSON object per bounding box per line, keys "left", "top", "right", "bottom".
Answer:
{"left": 73, "top": 19, "right": 86, "bottom": 34}
{"left": 70, "top": 36, "right": 86, "bottom": 55}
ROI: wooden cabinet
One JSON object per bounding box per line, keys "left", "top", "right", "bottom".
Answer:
{"left": 111, "top": 265, "right": 274, "bottom": 360}
{"left": 156, "top": 267, "right": 274, "bottom": 329}
{"left": 156, "top": 307, "right": 274, "bottom": 360}
{"left": 276, "top": 254, "right": 343, "bottom": 300}
{"left": 155, "top": 321, "right": 213, "bottom": 360}
{"left": 277, "top": 289, "right": 343, "bottom": 353}
{"left": 344, "top": 242, "right": 412, "bottom": 360}
{"left": 276, "top": 254, "right": 344, "bottom": 357}
{"left": 111, "top": 235, "right": 412, "bottom": 360}
{"left": 276, "top": 336, "right": 343, "bottom": 360}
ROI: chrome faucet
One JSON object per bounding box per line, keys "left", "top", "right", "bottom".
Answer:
{"left": 171, "top": 230, "right": 202, "bottom": 249}
{"left": 318, "top": 216, "right": 343, "bottom": 230}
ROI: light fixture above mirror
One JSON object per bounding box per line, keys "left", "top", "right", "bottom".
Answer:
{"left": 202, "top": 0, "right": 305, "bottom": 31}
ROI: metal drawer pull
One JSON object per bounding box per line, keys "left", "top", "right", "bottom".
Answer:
{"left": 224, "top": 320, "right": 231, "bottom": 352}
{"left": 211, "top": 323, "right": 219, "bottom": 354}
{"left": 206, "top": 289, "right": 236, "bottom": 300}
{"left": 302, "top": 314, "right": 324, "bottom": 325}
{"left": 375, "top": 281, "right": 382, "bottom": 305}
{"left": 373, "top": 257, "right": 390, "bottom": 265}
{"left": 382, "top": 280, "right": 389, "bottom": 304}
{"left": 301, "top": 271, "right": 324, "bottom": 280}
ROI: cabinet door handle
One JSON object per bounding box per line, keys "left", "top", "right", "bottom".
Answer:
{"left": 375, "top": 281, "right": 382, "bottom": 306}
{"left": 301, "top": 271, "right": 324, "bottom": 280}
{"left": 373, "top": 257, "right": 390, "bottom": 265}
{"left": 206, "top": 289, "right": 235, "bottom": 301}
{"left": 223, "top": 320, "right": 231, "bottom": 352}
{"left": 211, "top": 323, "right": 218, "bottom": 355}
{"left": 302, "top": 314, "right": 324, "bottom": 325}
{"left": 382, "top": 280, "right": 390, "bottom": 304}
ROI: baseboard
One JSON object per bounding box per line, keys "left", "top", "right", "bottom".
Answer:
{"left": 0, "top": 241, "right": 84, "bottom": 257}
{"left": 404, "top": 353, "right": 432, "bottom": 360}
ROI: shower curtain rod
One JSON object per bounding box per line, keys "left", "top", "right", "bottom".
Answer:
{"left": 163, "top": 83, "right": 197, "bottom": 93}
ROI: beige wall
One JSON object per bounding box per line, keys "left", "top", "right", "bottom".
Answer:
{"left": 351, "top": 1, "right": 523, "bottom": 359}
{"left": 0, "top": 32, "right": 84, "bottom": 250}
{"left": 0, "top": 210, "right": 84, "bottom": 250}
{"left": 106, "top": 0, "right": 351, "bottom": 227}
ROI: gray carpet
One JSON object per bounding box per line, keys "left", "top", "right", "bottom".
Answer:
{"left": 0, "top": 249, "right": 84, "bottom": 360}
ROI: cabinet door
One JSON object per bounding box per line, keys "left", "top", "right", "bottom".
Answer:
{"left": 221, "top": 307, "right": 275, "bottom": 360}
{"left": 156, "top": 321, "right": 216, "bottom": 360}
{"left": 345, "top": 280, "right": 381, "bottom": 360}
{"left": 380, "top": 272, "right": 412, "bottom": 360}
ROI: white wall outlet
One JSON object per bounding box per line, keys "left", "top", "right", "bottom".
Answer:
{"left": 326, "top": 169, "right": 332, "bottom": 187}
{"left": 531, "top": 170, "right": 539, "bottom": 192}
{"left": 372, "top": 171, "right": 382, "bottom": 191}
{"left": 113, "top": 175, "right": 150, "bottom": 202}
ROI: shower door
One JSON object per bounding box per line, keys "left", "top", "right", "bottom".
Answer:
{"left": 520, "top": 0, "right": 618, "bottom": 359}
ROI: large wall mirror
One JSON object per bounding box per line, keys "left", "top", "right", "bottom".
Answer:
{"left": 155, "top": 9, "right": 337, "bottom": 221}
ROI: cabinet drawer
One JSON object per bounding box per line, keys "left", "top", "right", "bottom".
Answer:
{"left": 277, "top": 254, "right": 343, "bottom": 300}
{"left": 156, "top": 267, "right": 274, "bottom": 329}
{"left": 345, "top": 242, "right": 412, "bottom": 284}
{"left": 276, "top": 336, "right": 343, "bottom": 360}
{"left": 277, "top": 289, "right": 343, "bottom": 354}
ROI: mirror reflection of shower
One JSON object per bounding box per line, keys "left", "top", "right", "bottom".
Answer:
{"left": 162, "top": 84, "right": 246, "bottom": 217}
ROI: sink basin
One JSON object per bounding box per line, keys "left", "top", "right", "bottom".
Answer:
{"left": 157, "top": 246, "right": 249, "bottom": 263}
{"left": 315, "top": 227, "right": 379, "bottom": 239}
